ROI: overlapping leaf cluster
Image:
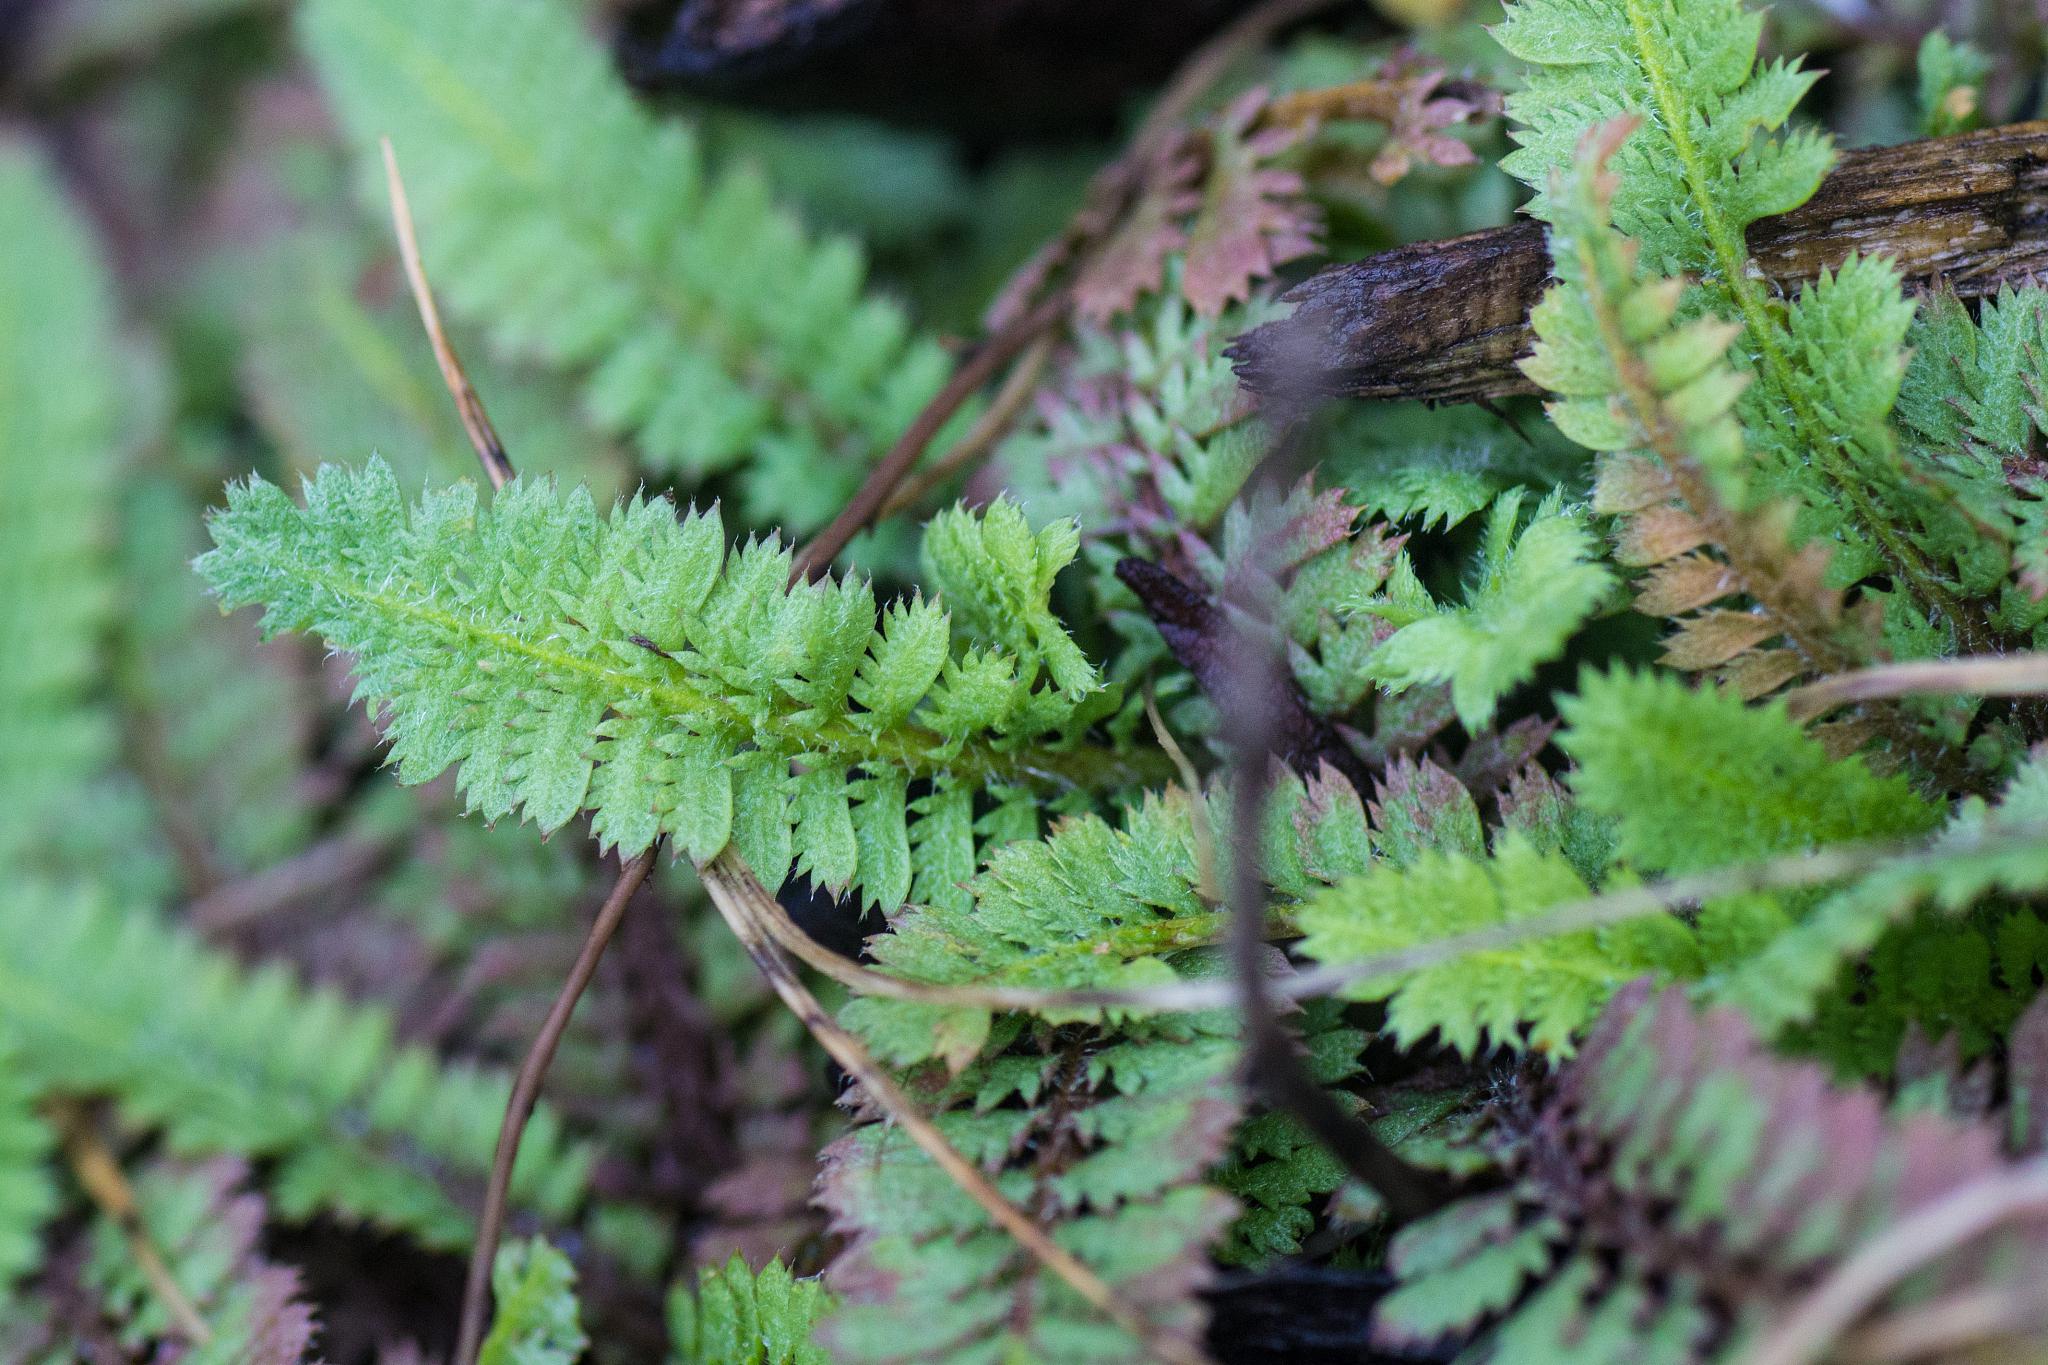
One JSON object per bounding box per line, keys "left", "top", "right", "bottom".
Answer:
{"left": 1501, "top": 0, "right": 2048, "bottom": 670}
{"left": 17, "top": 0, "right": 2048, "bottom": 1356}
{"left": 0, "top": 139, "right": 613, "bottom": 1341}
{"left": 1373, "top": 982, "right": 2048, "bottom": 1362}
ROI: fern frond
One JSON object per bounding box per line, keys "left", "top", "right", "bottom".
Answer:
{"left": 1295, "top": 835, "right": 1724, "bottom": 1058}
{"left": 842, "top": 768, "right": 1373, "bottom": 1067}
{"left": 1209, "top": 1010, "right": 1363, "bottom": 1261}
{"left": 823, "top": 769, "right": 1374, "bottom": 1358}
{"left": 1715, "top": 750, "right": 2048, "bottom": 1037}
{"left": 1497, "top": 0, "right": 1828, "bottom": 278}
{"left": 85, "top": 1156, "right": 319, "bottom": 1364}
{"left": 1181, "top": 91, "right": 1322, "bottom": 318}
{"left": 1916, "top": 30, "right": 1990, "bottom": 137}
{"left": 1557, "top": 667, "right": 1938, "bottom": 875}
{"left": 668, "top": 1255, "right": 831, "bottom": 1365}
{"left": 1323, "top": 401, "right": 1588, "bottom": 535}
{"left": 1348, "top": 488, "right": 1613, "bottom": 730}
{"left": 1286, "top": 667, "right": 1951, "bottom": 1060}
{"left": 999, "top": 287, "right": 1273, "bottom": 537}
{"left": 1376, "top": 982, "right": 2048, "bottom": 1361}
{"left": 1896, "top": 282, "right": 2048, "bottom": 606}
{"left": 481, "top": 1237, "right": 587, "bottom": 1365}
{"left": 0, "top": 878, "right": 590, "bottom": 1247}
{"left": 298, "top": 0, "right": 950, "bottom": 526}
{"left": 816, "top": 1027, "right": 1239, "bottom": 1364}
{"left": 0, "top": 1042, "right": 55, "bottom": 1290}
{"left": 1521, "top": 118, "right": 1875, "bottom": 692}
{"left": 0, "top": 139, "right": 125, "bottom": 861}
{"left": 200, "top": 462, "right": 1155, "bottom": 906}
{"left": 1498, "top": 0, "right": 1957, "bottom": 631}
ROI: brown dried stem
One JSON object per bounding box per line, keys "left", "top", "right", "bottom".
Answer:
{"left": 51, "top": 1102, "right": 212, "bottom": 1346}
{"left": 1844, "top": 1281, "right": 2048, "bottom": 1362}
{"left": 1213, "top": 580, "right": 1453, "bottom": 1225}
{"left": 381, "top": 137, "right": 514, "bottom": 492}
{"left": 1129, "top": 0, "right": 1349, "bottom": 154}
{"left": 1785, "top": 653, "right": 2048, "bottom": 718}
{"left": 876, "top": 335, "right": 1054, "bottom": 520}
{"left": 800, "top": 0, "right": 1343, "bottom": 576}
{"left": 382, "top": 141, "right": 666, "bottom": 1365}
{"left": 452, "top": 847, "right": 658, "bottom": 1365}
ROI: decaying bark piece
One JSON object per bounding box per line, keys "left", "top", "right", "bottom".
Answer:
{"left": 623, "top": 0, "right": 1263, "bottom": 137}
{"left": 1231, "top": 120, "right": 2048, "bottom": 405}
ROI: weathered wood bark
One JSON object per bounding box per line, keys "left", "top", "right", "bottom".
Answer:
{"left": 623, "top": 0, "right": 1264, "bottom": 138}
{"left": 1230, "top": 120, "right": 2048, "bottom": 406}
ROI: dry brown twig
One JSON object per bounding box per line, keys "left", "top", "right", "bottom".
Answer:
{"left": 1785, "top": 652, "right": 2048, "bottom": 718}
{"left": 794, "top": 292, "right": 1067, "bottom": 580}
{"left": 382, "top": 138, "right": 514, "bottom": 492}
{"left": 50, "top": 1102, "right": 212, "bottom": 1346}
{"left": 876, "top": 334, "right": 1054, "bottom": 520}
{"left": 451, "top": 847, "right": 657, "bottom": 1365}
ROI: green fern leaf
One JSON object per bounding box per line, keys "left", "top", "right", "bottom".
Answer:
{"left": 996, "top": 289, "right": 1272, "bottom": 537}
{"left": 199, "top": 461, "right": 1152, "bottom": 905}
{"left": 1376, "top": 1196, "right": 1560, "bottom": 1344}
{"left": 1378, "top": 982, "right": 2048, "bottom": 1361}
{"left": 1497, "top": 0, "right": 1827, "bottom": 279}
{"left": 1325, "top": 402, "right": 1590, "bottom": 535}
{"left": 0, "top": 139, "right": 126, "bottom": 861}
{"left": 1498, "top": 0, "right": 1953, "bottom": 626}
{"left": 816, "top": 1028, "right": 1240, "bottom": 1364}
{"left": 825, "top": 769, "right": 1376, "bottom": 1358}
{"left": 297, "top": 0, "right": 950, "bottom": 527}
{"left": 1558, "top": 667, "right": 1938, "bottom": 874}
{"left": 1521, "top": 118, "right": 1872, "bottom": 689}
{"left": 842, "top": 768, "right": 1374, "bottom": 1067}
{"left": 0, "top": 878, "right": 589, "bottom": 1247}
{"left": 1349, "top": 488, "right": 1613, "bottom": 729}
{"left": 481, "top": 1237, "right": 587, "bottom": 1365}
{"left": 1295, "top": 836, "right": 1718, "bottom": 1058}
{"left": 668, "top": 1255, "right": 830, "bottom": 1365}
{"left": 1715, "top": 750, "right": 2048, "bottom": 1035}
{"left": 0, "top": 1042, "right": 54, "bottom": 1290}
{"left": 116, "top": 469, "right": 316, "bottom": 878}
{"left": 1896, "top": 283, "right": 2048, "bottom": 605}
{"left": 1916, "top": 30, "right": 1990, "bottom": 137}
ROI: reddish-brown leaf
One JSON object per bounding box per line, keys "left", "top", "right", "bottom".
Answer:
{"left": 1181, "top": 88, "right": 1322, "bottom": 317}
{"left": 1660, "top": 608, "right": 1779, "bottom": 670}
